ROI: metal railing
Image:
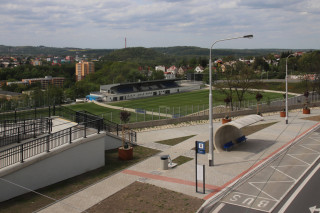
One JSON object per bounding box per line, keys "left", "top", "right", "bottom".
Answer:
{"left": 0, "top": 106, "right": 56, "bottom": 122}
{"left": 0, "top": 118, "right": 102, "bottom": 169}
{"left": 0, "top": 118, "right": 52, "bottom": 147}
{"left": 0, "top": 106, "right": 137, "bottom": 169}
{"left": 104, "top": 119, "right": 137, "bottom": 144}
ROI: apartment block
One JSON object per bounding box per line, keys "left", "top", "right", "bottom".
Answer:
{"left": 75, "top": 61, "right": 95, "bottom": 81}
{"left": 21, "top": 76, "right": 65, "bottom": 89}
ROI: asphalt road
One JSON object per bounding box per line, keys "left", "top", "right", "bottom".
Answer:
{"left": 201, "top": 126, "right": 320, "bottom": 213}
{"left": 275, "top": 159, "right": 320, "bottom": 213}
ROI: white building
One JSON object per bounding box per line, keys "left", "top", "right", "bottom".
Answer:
{"left": 164, "top": 72, "right": 175, "bottom": 79}
{"left": 98, "top": 79, "right": 200, "bottom": 102}
{"left": 155, "top": 65, "right": 166, "bottom": 72}
{"left": 194, "top": 65, "right": 204, "bottom": 73}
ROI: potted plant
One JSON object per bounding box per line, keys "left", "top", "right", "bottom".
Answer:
{"left": 256, "top": 92, "right": 263, "bottom": 115}
{"left": 303, "top": 90, "right": 310, "bottom": 114}
{"left": 280, "top": 94, "right": 286, "bottom": 117}
{"left": 222, "top": 96, "right": 232, "bottom": 124}
{"left": 118, "top": 110, "right": 133, "bottom": 160}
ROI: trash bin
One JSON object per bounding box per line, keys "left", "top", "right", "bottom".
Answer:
{"left": 160, "top": 155, "right": 169, "bottom": 170}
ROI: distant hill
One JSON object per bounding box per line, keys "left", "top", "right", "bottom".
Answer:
{"left": 0, "top": 44, "right": 314, "bottom": 59}
{"left": 151, "top": 46, "right": 312, "bottom": 57}
{"left": 0, "top": 45, "right": 114, "bottom": 57}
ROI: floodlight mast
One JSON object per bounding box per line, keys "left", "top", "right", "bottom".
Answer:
{"left": 208, "top": 34, "right": 254, "bottom": 166}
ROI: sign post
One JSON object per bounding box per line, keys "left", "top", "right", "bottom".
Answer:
{"left": 195, "top": 141, "right": 206, "bottom": 194}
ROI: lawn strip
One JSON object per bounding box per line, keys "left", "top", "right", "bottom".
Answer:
{"left": 155, "top": 135, "right": 196, "bottom": 146}
{"left": 86, "top": 181, "right": 203, "bottom": 213}
{"left": 300, "top": 115, "right": 320, "bottom": 122}
{"left": 172, "top": 156, "right": 193, "bottom": 166}
{"left": 240, "top": 121, "right": 278, "bottom": 136}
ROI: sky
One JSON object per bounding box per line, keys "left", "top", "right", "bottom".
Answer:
{"left": 1, "top": 0, "right": 320, "bottom": 49}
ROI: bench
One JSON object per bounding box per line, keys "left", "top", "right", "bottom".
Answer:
{"left": 236, "top": 135, "right": 247, "bottom": 144}
{"left": 223, "top": 141, "right": 234, "bottom": 151}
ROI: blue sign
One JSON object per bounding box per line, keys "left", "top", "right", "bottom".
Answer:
{"left": 196, "top": 141, "right": 206, "bottom": 154}
{"left": 135, "top": 108, "right": 145, "bottom": 114}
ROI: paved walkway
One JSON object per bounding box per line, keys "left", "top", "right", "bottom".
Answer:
{"left": 38, "top": 108, "right": 320, "bottom": 213}
{"left": 93, "top": 101, "right": 173, "bottom": 118}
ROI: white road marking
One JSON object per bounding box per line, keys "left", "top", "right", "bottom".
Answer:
{"left": 212, "top": 203, "right": 225, "bottom": 213}
{"left": 278, "top": 162, "right": 320, "bottom": 213}
{"left": 309, "top": 206, "right": 320, "bottom": 213}
{"left": 227, "top": 191, "right": 277, "bottom": 201}
{"left": 270, "top": 166, "right": 296, "bottom": 181}
{"left": 287, "top": 154, "right": 311, "bottom": 165}
{"left": 248, "top": 182, "right": 278, "bottom": 201}
{"left": 275, "top": 165, "right": 308, "bottom": 167}
{"left": 300, "top": 144, "right": 320, "bottom": 154}
{"left": 309, "top": 137, "right": 320, "bottom": 142}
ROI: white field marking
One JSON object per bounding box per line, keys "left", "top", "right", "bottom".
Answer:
{"left": 248, "top": 182, "right": 278, "bottom": 201}
{"left": 287, "top": 154, "right": 311, "bottom": 165}
{"left": 274, "top": 165, "right": 308, "bottom": 167}
{"left": 270, "top": 166, "right": 297, "bottom": 181}
{"left": 278, "top": 162, "right": 320, "bottom": 213}
{"left": 212, "top": 203, "right": 225, "bottom": 213}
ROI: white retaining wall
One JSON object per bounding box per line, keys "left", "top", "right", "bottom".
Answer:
{"left": 0, "top": 134, "right": 106, "bottom": 202}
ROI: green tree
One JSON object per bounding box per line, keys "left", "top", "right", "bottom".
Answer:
{"left": 150, "top": 70, "right": 164, "bottom": 80}
{"left": 215, "top": 62, "right": 258, "bottom": 110}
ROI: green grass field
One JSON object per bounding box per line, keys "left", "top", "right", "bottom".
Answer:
{"left": 65, "top": 89, "right": 289, "bottom": 124}
{"left": 66, "top": 103, "right": 160, "bottom": 124}
{"left": 109, "top": 89, "right": 287, "bottom": 111}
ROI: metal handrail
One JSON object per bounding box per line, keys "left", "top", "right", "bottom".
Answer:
{"left": 0, "top": 118, "right": 102, "bottom": 169}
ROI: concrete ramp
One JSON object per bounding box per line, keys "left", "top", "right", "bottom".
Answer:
{"left": 214, "top": 115, "right": 263, "bottom": 152}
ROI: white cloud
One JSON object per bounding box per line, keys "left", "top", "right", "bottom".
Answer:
{"left": 0, "top": 0, "right": 319, "bottom": 49}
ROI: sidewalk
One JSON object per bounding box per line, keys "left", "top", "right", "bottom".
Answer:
{"left": 93, "top": 101, "right": 173, "bottom": 118}
{"left": 38, "top": 109, "right": 320, "bottom": 213}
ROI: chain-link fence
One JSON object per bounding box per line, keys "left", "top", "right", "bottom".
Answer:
{"left": 98, "top": 92, "right": 320, "bottom": 124}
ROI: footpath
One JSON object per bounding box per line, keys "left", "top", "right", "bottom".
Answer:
{"left": 38, "top": 108, "right": 320, "bottom": 213}
{"left": 93, "top": 101, "right": 173, "bottom": 118}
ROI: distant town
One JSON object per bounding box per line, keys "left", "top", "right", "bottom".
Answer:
{"left": 0, "top": 45, "right": 319, "bottom": 111}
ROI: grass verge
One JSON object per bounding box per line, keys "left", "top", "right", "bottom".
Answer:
{"left": 0, "top": 146, "right": 160, "bottom": 213}
{"left": 172, "top": 156, "right": 193, "bottom": 166}
{"left": 155, "top": 135, "right": 196, "bottom": 146}
{"left": 240, "top": 122, "right": 278, "bottom": 136}
{"left": 300, "top": 115, "right": 320, "bottom": 122}
{"left": 87, "top": 181, "right": 203, "bottom": 213}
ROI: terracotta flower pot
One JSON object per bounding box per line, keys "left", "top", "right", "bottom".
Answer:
{"left": 222, "top": 118, "right": 232, "bottom": 124}
{"left": 303, "top": 108, "right": 310, "bottom": 114}
{"left": 280, "top": 111, "right": 286, "bottom": 117}
{"left": 118, "top": 146, "right": 133, "bottom": 160}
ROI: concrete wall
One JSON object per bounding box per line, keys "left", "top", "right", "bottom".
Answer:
{"left": 105, "top": 133, "right": 122, "bottom": 150}
{"left": 214, "top": 125, "right": 242, "bottom": 152}
{"left": 0, "top": 134, "right": 105, "bottom": 202}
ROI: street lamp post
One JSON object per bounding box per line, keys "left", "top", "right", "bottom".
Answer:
{"left": 208, "top": 34, "right": 253, "bottom": 166}
{"left": 285, "top": 54, "right": 295, "bottom": 124}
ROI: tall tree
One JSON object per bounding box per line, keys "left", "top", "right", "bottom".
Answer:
{"left": 215, "top": 61, "right": 258, "bottom": 110}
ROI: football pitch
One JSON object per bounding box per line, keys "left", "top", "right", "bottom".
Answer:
{"left": 109, "top": 89, "right": 286, "bottom": 110}
{"left": 67, "top": 89, "right": 287, "bottom": 124}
